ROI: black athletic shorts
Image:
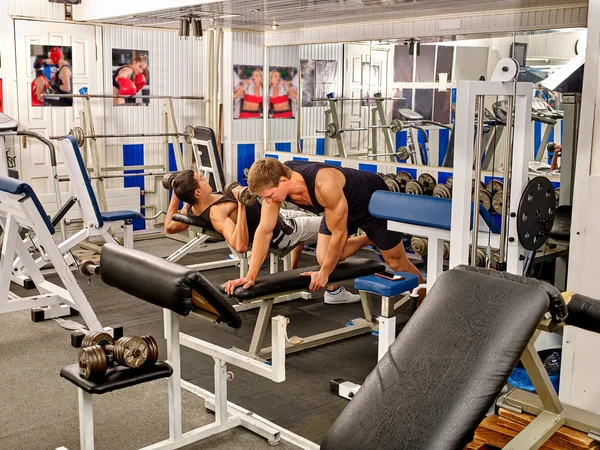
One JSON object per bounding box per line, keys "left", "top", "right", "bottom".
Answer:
{"left": 319, "top": 215, "right": 403, "bottom": 251}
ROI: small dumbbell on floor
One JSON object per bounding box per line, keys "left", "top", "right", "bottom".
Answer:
{"left": 78, "top": 332, "right": 159, "bottom": 380}
{"left": 223, "top": 181, "right": 258, "bottom": 206}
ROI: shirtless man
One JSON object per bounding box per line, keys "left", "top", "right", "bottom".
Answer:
{"left": 223, "top": 159, "right": 423, "bottom": 296}
{"left": 165, "top": 170, "right": 368, "bottom": 303}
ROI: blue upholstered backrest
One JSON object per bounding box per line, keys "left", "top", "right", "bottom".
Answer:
{"left": 58, "top": 136, "right": 103, "bottom": 226}
{"left": 0, "top": 176, "right": 55, "bottom": 235}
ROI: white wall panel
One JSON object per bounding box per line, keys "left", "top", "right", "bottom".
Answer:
{"left": 265, "top": 5, "right": 588, "bottom": 46}
{"left": 100, "top": 26, "right": 205, "bottom": 226}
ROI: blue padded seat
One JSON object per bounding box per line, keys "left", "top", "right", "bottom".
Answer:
{"left": 101, "top": 211, "right": 139, "bottom": 222}
{"left": 354, "top": 272, "right": 419, "bottom": 298}
{"left": 369, "top": 190, "right": 501, "bottom": 234}
{"left": 0, "top": 176, "right": 55, "bottom": 235}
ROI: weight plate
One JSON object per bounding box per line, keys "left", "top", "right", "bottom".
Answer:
{"left": 115, "top": 336, "right": 149, "bottom": 369}
{"left": 479, "top": 189, "right": 492, "bottom": 210}
{"left": 184, "top": 125, "right": 195, "bottom": 144}
{"left": 78, "top": 345, "right": 107, "bottom": 380}
{"left": 432, "top": 184, "right": 451, "bottom": 199}
{"left": 486, "top": 179, "right": 504, "bottom": 194}
{"left": 389, "top": 119, "right": 404, "bottom": 133}
{"left": 475, "top": 248, "right": 486, "bottom": 267}
{"left": 445, "top": 177, "right": 453, "bottom": 191}
{"left": 405, "top": 180, "right": 423, "bottom": 195}
{"left": 162, "top": 172, "right": 177, "bottom": 190}
{"left": 325, "top": 123, "right": 340, "bottom": 139}
{"left": 443, "top": 241, "right": 450, "bottom": 260}
{"left": 81, "top": 331, "right": 114, "bottom": 349}
{"left": 418, "top": 173, "right": 437, "bottom": 191}
{"left": 516, "top": 176, "right": 556, "bottom": 251}
{"left": 492, "top": 191, "right": 504, "bottom": 214}
{"left": 385, "top": 178, "right": 401, "bottom": 193}
{"left": 472, "top": 179, "right": 486, "bottom": 193}
{"left": 396, "top": 171, "right": 413, "bottom": 182}
{"left": 396, "top": 146, "right": 410, "bottom": 161}
{"left": 411, "top": 237, "right": 428, "bottom": 256}
{"left": 70, "top": 127, "right": 85, "bottom": 147}
{"left": 141, "top": 335, "right": 159, "bottom": 366}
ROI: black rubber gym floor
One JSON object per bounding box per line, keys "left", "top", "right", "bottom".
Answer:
{"left": 7, "top": 239, "right": 415, "bottom": 446}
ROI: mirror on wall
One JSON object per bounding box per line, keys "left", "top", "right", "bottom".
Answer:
{"left": 266, "top": 27, "right": 586, "bottom": 170}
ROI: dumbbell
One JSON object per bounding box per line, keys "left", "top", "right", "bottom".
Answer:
{"left": 162, "top": 172, "right": 179, "bottom": 190}
{"left": 418, "top": 173, "right": 437, "bottom": 195}
{"left": 78, "top": 332, "right": 158, "bottom": 380}
{"left": 224, "top": 181, "right": 258, "bottom": 206}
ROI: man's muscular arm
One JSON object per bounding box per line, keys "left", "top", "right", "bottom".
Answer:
{"left": 164, "top": 193, "right": 190, "bottom": 234}
{"left": 223, "top": 200, "right": 281, "bottom": 294}
{"left": 210, "top": 201, "right": 249, "bottom": 254}
{"left": 300, "top": 170, "right": 348, "bottom": 291}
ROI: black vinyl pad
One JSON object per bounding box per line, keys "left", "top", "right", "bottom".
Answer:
{"left": 220, "top": 258, "right": 385, "bottom": 300}
{"left": 100, "top": 244, "right": 241, "bottom": 328}
{"left": 60, "top": 362, "right": 173, "bottom": 395}
{"left": 550, "top": 205, "right": 571, "bottom": 241}
{"left": 321, "top": 266, "right": 550, "bottom": 450}
{"left": 172, "top": 212, "right": 212, "bottom": 230}
{"left": 566, "top": 294, "right": 600, "bottom": 334}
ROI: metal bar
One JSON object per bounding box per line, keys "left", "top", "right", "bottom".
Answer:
{"left": 375, "top": 98, "right": 396, "bottom": 161}
{"left": 520, "top": 340, "right": 564, "bottom": 414}
{"left": 470, "top": 95, "right": 485, "bottom": 266}
{"left": 313, "top": 97, "right": 402, "bottom": 101}
{"left": 503, "top": 410, "right": 564, "bottom": 450}
{"left": 83, "top": 97, "right": 107, "bottom": 211}
{"left": 165, "top": 98, "right": 184, "bottom": 171}
{"left": 49, "top": 132, "right": 185, "bottom": 140}
{"left": 327, "top": 100, "right": 346, "bottom": 158}
{"left": 42, "top": 93, "right": 204, "bottom": 100}
{"left": 249, "top": 299, "right": 274, "bottom": 355}
{"left": 498, "top": 95, "right": 514, "bottom": 265}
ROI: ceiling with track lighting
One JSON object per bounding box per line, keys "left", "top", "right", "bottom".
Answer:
{"left": 84, "top": 0, "right": 588, "bottom": 32}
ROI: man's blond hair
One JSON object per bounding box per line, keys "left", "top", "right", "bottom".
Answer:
{"left": 247, "top": 158, "right": 293, "bottom": 194}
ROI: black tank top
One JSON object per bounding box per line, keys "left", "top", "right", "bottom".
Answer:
{"left": 283, "top": 161, "right": 388, "bottom": 223}
{"left": 50, "top": 64, "right": 73, "bottom": 106}
{"left": 197, "top": 194, "right": 286, "bottom": 243}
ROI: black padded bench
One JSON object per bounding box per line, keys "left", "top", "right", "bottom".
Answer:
{"left": 220, "top": 257, "right": 385, "bottom": 356}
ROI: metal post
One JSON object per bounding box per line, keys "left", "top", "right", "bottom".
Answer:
{"left": 78, "top": 389, "right": 95, "bottom": 450}
{"left": 471, "top": 95, "right": 485, "bottom": 266}
{"left": 328, "top": 99, "right": 347, "bottom": 158}
{"left": 375, "top": 97, "right": 396, "bottom": 160}
{"left": 82, "top": 97, "right": 108, "bottom": 211}
{"left": 166, "top": 309, "right": 183, "bottom": 440}
{"left": 214, "top": 359, "right": 228, "bottom": 425}
{"left": 371, "top": 108, "right": 378, "bottom": 159}
{"left": 498, "top": 95, "right": 514, "bottom": 266}
{"left": 165, "top": 98, "right": 184, "bottom": 172}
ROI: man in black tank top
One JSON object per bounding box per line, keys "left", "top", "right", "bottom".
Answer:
{"left": 163, "top": 170, "right": 321, "bottom": 270}
{"left": 223, "top": 159, "right": 423, "bottom": 295}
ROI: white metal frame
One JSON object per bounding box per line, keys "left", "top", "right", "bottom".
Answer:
{"left": 0, "top": 189, "right": 103, "bottom": 330}
{"left": 449, "top": 80, "right": 532, "bottom": 274}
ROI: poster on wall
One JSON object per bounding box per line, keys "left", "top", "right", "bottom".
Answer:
{"left": 112, "top": 48, "right": 150, "bottom": 106}
{"left": 300, "top": 59, "right": 338, "bottom": 107}
{"left": 268, "top": 66, "right": 298, "bottom": 119}
{"left": 30, "top": 45, "right": 73, "bottom": 107}
{"left": 233, "top": 65, "right": 264, "bottom": 119}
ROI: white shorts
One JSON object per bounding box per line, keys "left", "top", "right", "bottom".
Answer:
{"left": 272, "top": 209, "right": 321, "bottom": 251}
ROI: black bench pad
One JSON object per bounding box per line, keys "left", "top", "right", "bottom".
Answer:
{"left": 550, "top": 205, "right": 571, "bottom": 241}
{"left": 220, "top": 258, "right": 385, "bottom": 300}
{"left": 321, "top": 265, "right": 550, "bottom": 450}
{"left": 567, "top": 294, "right": 600, "bottom": 334}
{"left": 60, "top": 362, "right": 173, "bottom": 395}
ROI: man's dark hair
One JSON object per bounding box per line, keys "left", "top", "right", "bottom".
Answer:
{"left": 172, "top": 170, "right": 199, "bottom": 206}
{"left": 547, "top": 142, "right": 557, "bottom": 152}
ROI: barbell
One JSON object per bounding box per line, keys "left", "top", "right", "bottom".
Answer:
{"left": 317, "top": 119, "right": 404, "bottom": 139}
{"left": 52, "top": 125, "right": 196, "bottom": 148}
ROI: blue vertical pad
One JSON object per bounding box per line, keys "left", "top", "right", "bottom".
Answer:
{"left": 316, "top": 138, "right": 325, "bottom": 156}
{"left": 123, "top": 144, "right": 145, "bottom": 231}
{"left": 237, "top": 143, "right": 255, "bottom": 186}
{"left": 325, "top": 160, "right": 342, "bottom": 167}
{"left": 293, "top": 156, "right": 309, "bottom": 161}
{"left": 265, "top": 153, "right": 279, "bottom": 160}
{"left": 359, "top": 163, "right": 377, "bottom": 173}
{"left": 438, "top": 128, "right": 450, "bottom": 166}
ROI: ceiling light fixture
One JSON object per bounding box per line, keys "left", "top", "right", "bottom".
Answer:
{"left": 272, "top": 21, "right": 279, "bottom": 30}
{"left": 192, "top": 18, "right": 203, "bottom": 40}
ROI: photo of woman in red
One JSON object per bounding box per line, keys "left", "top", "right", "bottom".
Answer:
{"left": 269, "top": 68, "right": 298, "bottom": 119}
{"left": 233, "top": 66, "right": 264, "bottom": 119}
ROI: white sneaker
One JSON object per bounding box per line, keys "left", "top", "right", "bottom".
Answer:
{"left": 324, "top": 286, "right": 361, "bottom": 304}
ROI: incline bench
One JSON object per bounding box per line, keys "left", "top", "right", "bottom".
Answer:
{"left": 60, "top": 244, "right": 600, "bottom": 450}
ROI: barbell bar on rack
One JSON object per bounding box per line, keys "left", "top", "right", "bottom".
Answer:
{"left": 312, "top": 97, "right": 404, "bottom": 102}
{"left": 317, "top": 120, "right": 404, "bottom": 139}
{"left": 42, "top": 93, "right": 204, "bottom": 100}
{"left": 50, "top": 125, "right": 196, "bottom": 147}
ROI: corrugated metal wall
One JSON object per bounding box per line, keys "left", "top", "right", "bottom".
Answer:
{"left": 266, "top": 5, "right": 588, "bottom": 46}
{"left": 100, "top": 26, "right": 205, "bottom": 226}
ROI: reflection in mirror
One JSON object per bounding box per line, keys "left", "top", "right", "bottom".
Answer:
{"left": 265, "top": 27, "right": 586, "bottom": 176}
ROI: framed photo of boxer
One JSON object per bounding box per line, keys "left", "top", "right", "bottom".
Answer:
{"left": 111, "top": 48, "right": 150, "bottom": 106}
{"left": 268, "top": 66, "right": 298, "bottom": 119}
{"left": 30, "top": 44, "right": 73, "bottom": 107}
{"left": 233, "top": 65, "right": 264, "bottom": 119}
